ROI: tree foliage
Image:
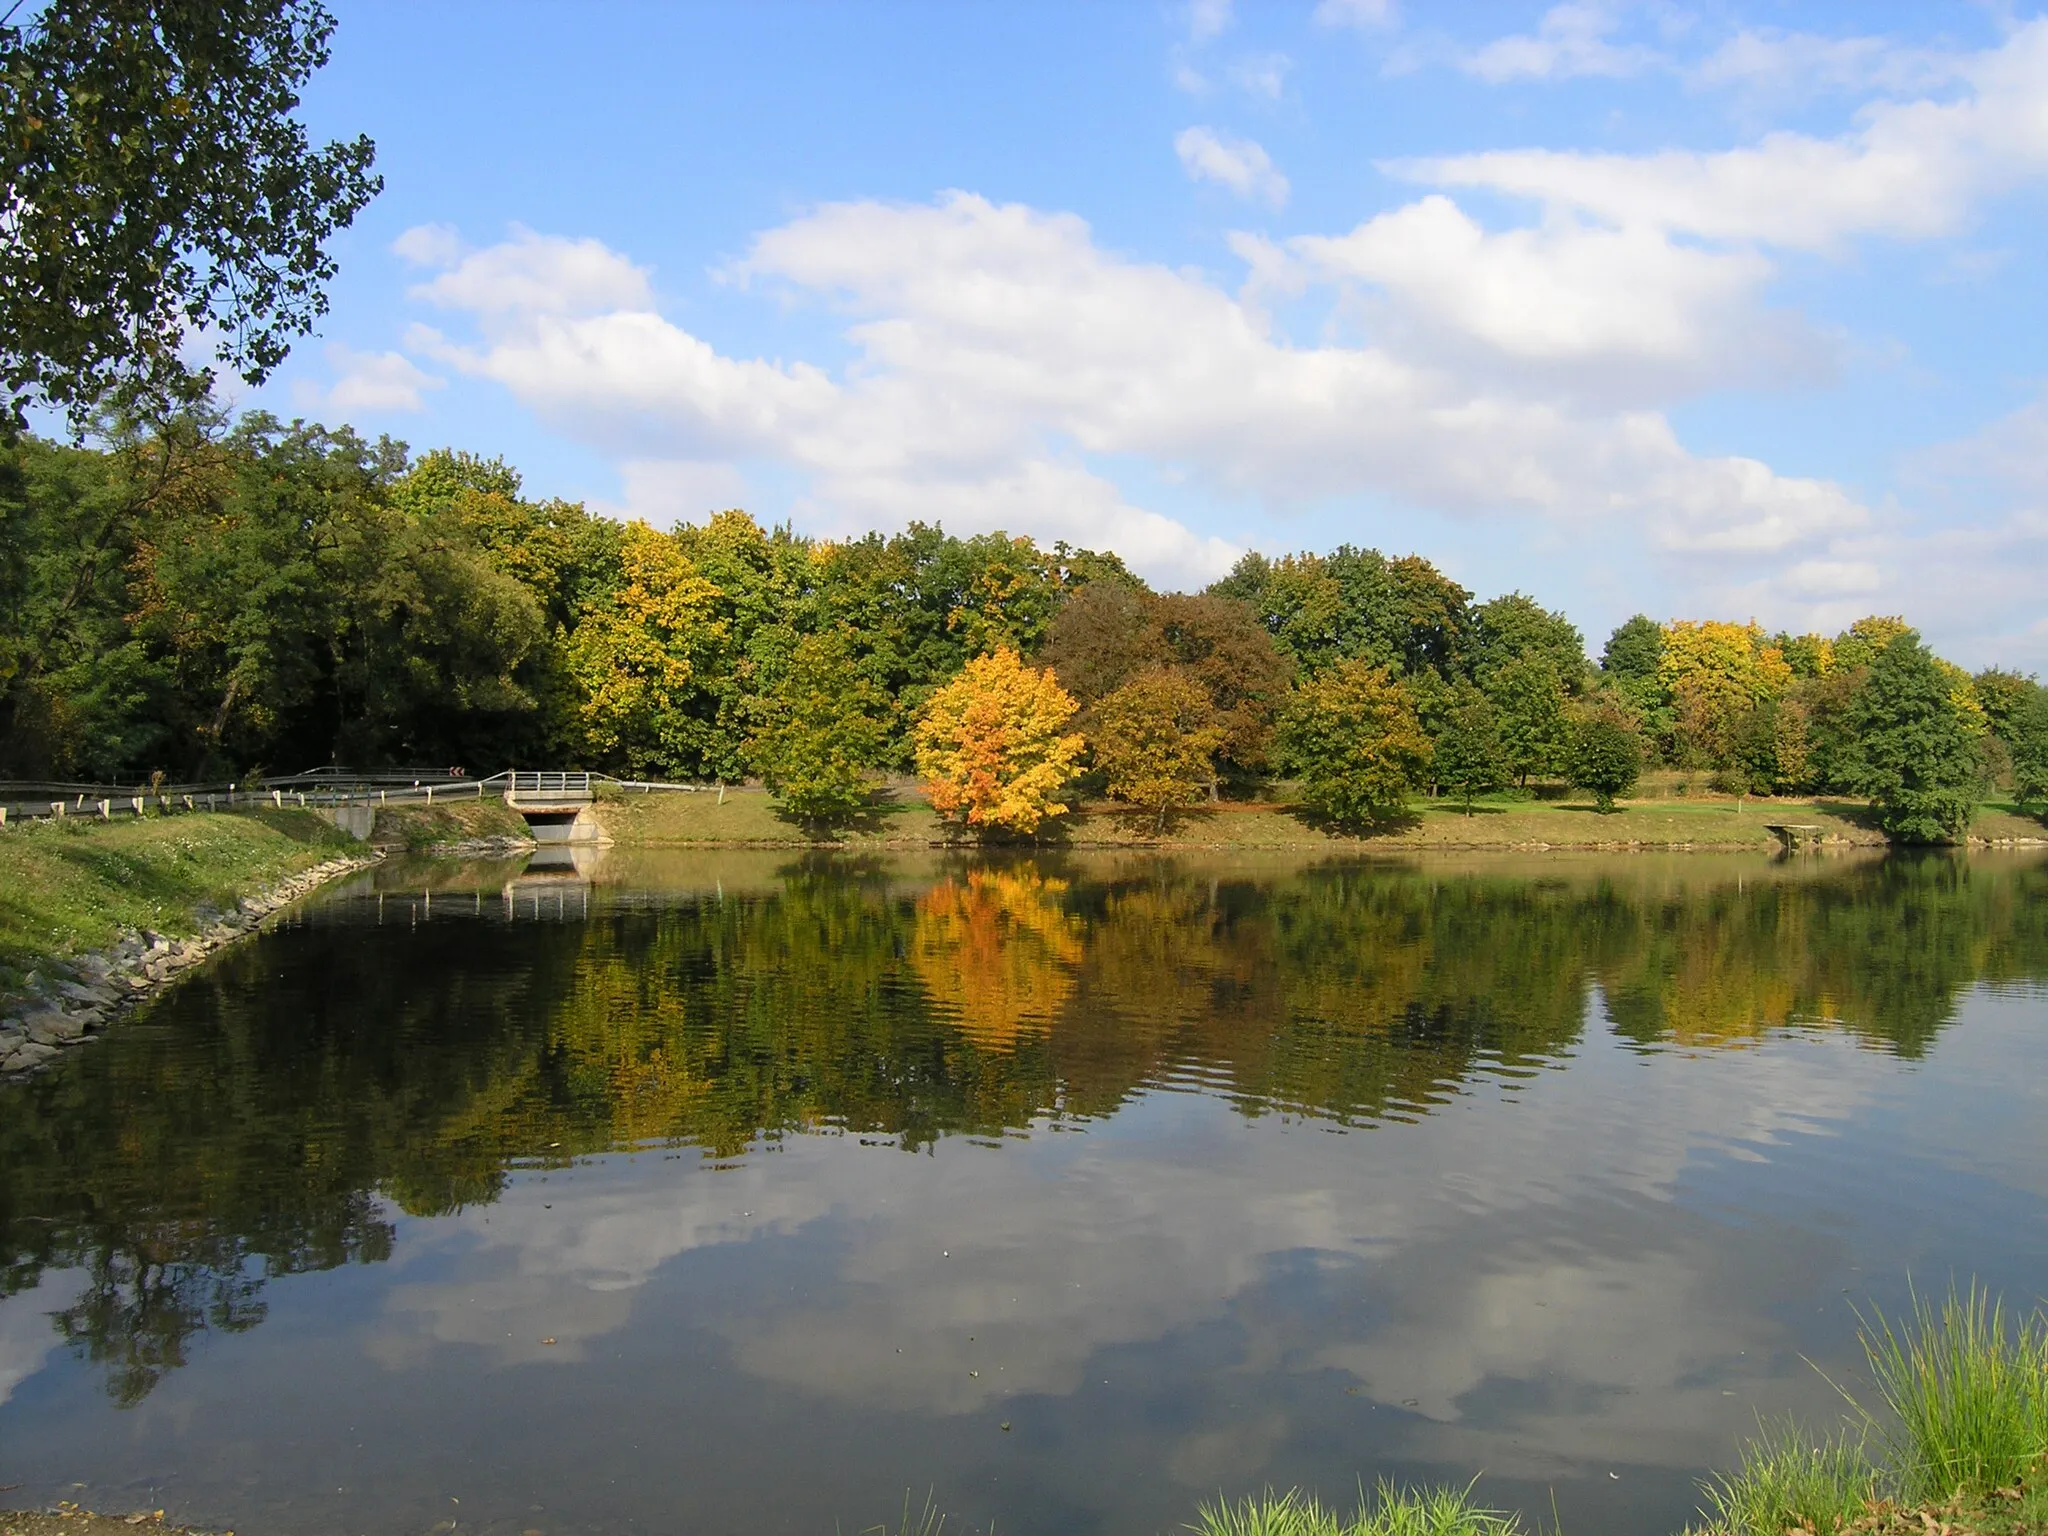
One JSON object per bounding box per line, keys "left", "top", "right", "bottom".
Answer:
{"left": 750, "top": 630, "right": 895, "bottom": 823}
{"left": 1432, "top": 685, "right": 1507, "bottom": 815}
{"left": 1567, "top": 710, "right": 1643, "bottom": 812}
{"left": 1091, "top": 667, "right": 1223, "bottom": 829}
{"left": 0, "top": 0, "right": 381, "bottom": 423}
{"left": 1659, "top": 620, "right": 1793, "bottom": 767}
{"left": 912, "top": 648, "right": 1083, "bottom": 836}
{"left": 1274, "top": 660, "right": 1430, "bottom": 828}
{"left": 1208, "top": 546, "right": 1471, "bottom": 680}
{"left": 1485, "top": 653, "right": 1570, "bottom": 787}
{"left": 1845, "top": 632, "right": 1982, "bottom": 843}
{"left": 1040, "top": 584, "right": 1290, "bottom": 781}
{"left": 2009, "top": 687, "right": 2048, "bottom": 809}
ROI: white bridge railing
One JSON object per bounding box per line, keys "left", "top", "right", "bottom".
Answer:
{"left": 505, "top": 771, "right": 592, "bottom": 796}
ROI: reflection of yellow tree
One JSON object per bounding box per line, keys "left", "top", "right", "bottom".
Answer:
{"left": 911, "top": 867, "right": 1084, "bottom": 1049}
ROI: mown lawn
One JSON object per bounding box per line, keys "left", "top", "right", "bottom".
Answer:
{"left": 592, "top": 783, "right": 2048, "bottom": 851}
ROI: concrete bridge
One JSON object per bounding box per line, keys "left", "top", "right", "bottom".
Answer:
{"left": 502, "top": 771, "right": 604, "bottom": 844}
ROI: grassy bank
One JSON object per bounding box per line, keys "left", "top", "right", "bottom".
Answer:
{"left": 368, "top": 795, "right": 533, "bottom": 850}
{"left": 594, "top": 785, "right": 2048, "bottom": 852}
{"left": 0, "top": 810, "right": 353, "bottom": 986}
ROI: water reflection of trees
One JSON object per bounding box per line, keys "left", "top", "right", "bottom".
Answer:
{"left": 3, "top": 851, "right": 2045, "bottom": 1403}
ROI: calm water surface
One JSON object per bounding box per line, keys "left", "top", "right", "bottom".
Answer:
{"left": 2, "top": 848, "right": 2046, "bottom": 1535}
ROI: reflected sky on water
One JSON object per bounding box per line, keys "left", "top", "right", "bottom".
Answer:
{"left": 2, "top": 849, "right": 2046, "bottom": 1536}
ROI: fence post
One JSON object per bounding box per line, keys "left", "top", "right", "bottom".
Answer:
{"left": 273, "top": 789, "right": 283, "bottom": 808}
{"left": 99, "top": 799, "right": 111, "bottom": 820}
{"left": 0, "top": 806, "right": 7, "bottom": 827}
{"left": 52, "top": 801, "right": 65, "bottom": 819}
{"left": 133, "top": 797, "right": 144, "bottom": 816}
{"left": 426, "top": 785, "right": 434, "bottom": 804}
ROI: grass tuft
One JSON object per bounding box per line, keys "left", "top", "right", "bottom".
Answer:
{"left": 1191, "top": 1482, "right": 1524, "bottom": 1536}
{"left": 1691, "top": 1418, "right": 1881, "bottom": 1536}
{"left": 1857, "top": 1281, "right": 2048, "bottom": 1503}
{"left": 860, "top": 1489, "right": 954, "bottom": 1536}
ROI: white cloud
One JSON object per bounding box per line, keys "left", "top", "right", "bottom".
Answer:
{"left": 391, "top": 221, "right": 465, "bottom": 268}
{"left": 1692, "top": 28, "right": 1968, "bottom": 100}
{"left": 1186, "top": 0, "right": 1231, "bottom": 44}
{"left": 1286, "top": 194, "right": 1813, "bottom": 400}
{"left": 1408, "top": 19, "right": 2048, "bottom": 252}
{"left": 1174, "top": 126, "right": 1291, "bottom": 207}
{"left": 413, "top": 196, "right": 1862, "bottom": 588}
{"left": 1461, "top": 2, "right": 1661, "bottom": 83}
{"left": 1312, "top": 0, "right": 1397, "bottom": 31}
{"left": 591, "top": 458, "right": 752, "bottom": 529}
{"left": 1917, "top": 387, "right": 2048, "bottom": 502}
{"left": 405, "top": 223, "right": 654, "bottom": 316}
{"left": 1228, "top": 51, "right": 1292, "bottom": 100}
{"left": 299, "top": 343, "right": 445, "bottom": 415}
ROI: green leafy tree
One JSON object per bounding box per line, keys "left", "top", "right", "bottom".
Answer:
{"left": 2006, "top": 686, "right": 2048, "bottom": 809}
{"left": 1845, "top": 631, "right": 1982, "bottom": 843}
{"left": 1471, "top": 592, "right": 1585, "bottom": 687}
{"left": 1091, "top": 668, "right": 1223, "bottom": 832}
{"left": 1432, "top": 685, "right": 1507, "bottom": 815}
{"left": 1206, "top": 545, "right": 1468, "bottom": 682}
{"left": 1274, "top": 660, "right": 1430, "bottom": 828}
{"left": 1601, "top": 615, "right": 1664, "bottom": 682}
{"left": 1485, "top": 653, "right": 1570, "bottom": 787}
{"left": 1567, "top": 710, "right": 1643, "bottom": 812}
{"left": 0, "top": 0, "right": 381, "bottom": 424}
{"left": 750, "top": 631, "right": 895, "bottom": 823}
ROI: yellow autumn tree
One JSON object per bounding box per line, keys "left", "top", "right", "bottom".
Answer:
{"left": 1659, "top": 620, "right": 1793, "bottom": 766}
{"left": 1830, "top": 615, "right": 1912, "bottom": 672}
{"left": 913, "top": 647, "right": 1084, "bottom": 835}
{"left": 564, "top": 522, "right": 723, "bottom": 775}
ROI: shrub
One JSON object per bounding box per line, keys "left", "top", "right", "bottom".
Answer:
{"left": 1567, "top": 712, "right": 1642, "bottom": 812}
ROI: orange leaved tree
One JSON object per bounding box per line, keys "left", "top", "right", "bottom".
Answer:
{"left": 913, "top": 648, "right": 1084, "bottom": 836}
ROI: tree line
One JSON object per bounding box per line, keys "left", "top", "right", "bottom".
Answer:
{"left": 4, "top": 411, "right": 2046, "bottom": 842}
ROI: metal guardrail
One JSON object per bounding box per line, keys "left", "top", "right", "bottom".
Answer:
{"left": 0, "top": 767, "right": 747, "bottom": 826}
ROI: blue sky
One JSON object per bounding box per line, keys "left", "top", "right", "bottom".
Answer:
{"left": 254, "top": 1, "right": 2048, "bottom": 667}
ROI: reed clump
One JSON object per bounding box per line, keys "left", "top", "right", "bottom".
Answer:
{"left": 1858, "top": 1281, "right": 2048, "bottom": 1505}
{"left": 1190, "top": 1482, "right": 1525, "bottom": 1536}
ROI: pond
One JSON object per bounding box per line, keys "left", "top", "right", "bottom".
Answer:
{"left": 2, "top": 848, "right": 2046, "bottom": 1536}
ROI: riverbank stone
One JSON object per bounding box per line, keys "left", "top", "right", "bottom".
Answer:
{"left": 2, "top": 1039, "right": 59, "bottom": 1071}
{"left": 24, "top": 1010, "right": 89, "bottom": 1045}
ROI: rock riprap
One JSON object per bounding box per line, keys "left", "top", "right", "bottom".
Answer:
{"left": 0, "top": 853, "right": 379, "bottom": 1080}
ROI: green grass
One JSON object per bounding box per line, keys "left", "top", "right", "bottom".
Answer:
{"left": 1857, "top": 1282, "right": 2048, "bottom": 1503}
{"left": 0, "top": 809, "right": 351, "bottom": 985}
{"left": 592, "top": 783, "right": 1916, "bottom": 851}
{"left": 1690, "top": 1419, "right": 1879, "bottom": 1536}
{"left": 1191, "top": 1484, "right": 1526, "bottom": 1536}
{"left": 370, "top": 795, "right": 533, "bottom": 850}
